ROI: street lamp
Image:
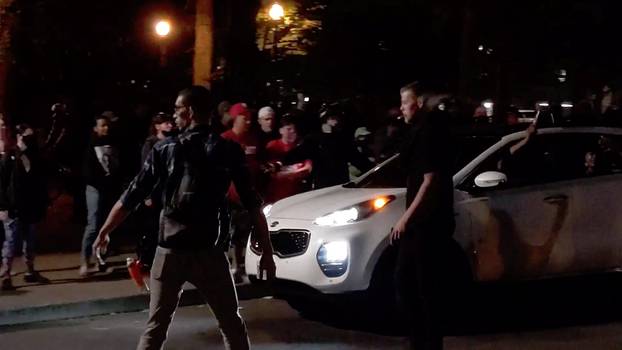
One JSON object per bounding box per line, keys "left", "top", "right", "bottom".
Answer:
{"left": 154, "top": 20, "right": 171, "bottom": 66}
{"left": 269, "top": 3, "right": 284, "bottom": 21}
{"left": 155, "top": 20, "right": 171, "bottom": 37}
{"left": 268, "top": 3, "right": 284, "bottom": 58}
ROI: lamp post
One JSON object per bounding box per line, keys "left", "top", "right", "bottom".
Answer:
{"left": 155, "top": 20, "right": 171, "bottom": 67}
{"left": 268, "top": 3, "right": 284, "bottom": 58}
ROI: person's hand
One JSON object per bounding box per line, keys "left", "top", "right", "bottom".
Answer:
{"left": 526, "top": 123, "right": 537, "bottom": 137}
{"left": 0, "top": 210, "right": 8, "bottom": 221}
{"left": 92, "top": 233, "right": 110, "bottom": 255}
{"left": 258, "top": 253, "right": 276, "bottom": 280}
{"left": 390, "top": 215, "right": 408, "bottom": 245}
{"left": 144, "top": 198, "right": 153, "bottom": 207}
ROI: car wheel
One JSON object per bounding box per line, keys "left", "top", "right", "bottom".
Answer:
{"left": 284, "top": 295, "right": 334, "bottom": 318}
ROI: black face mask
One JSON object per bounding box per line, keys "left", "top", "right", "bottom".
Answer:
{"left": 21, "top": 135, "right": 36, "bottom": 148}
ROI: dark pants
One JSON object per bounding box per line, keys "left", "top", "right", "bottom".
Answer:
{"left": 137, "top": 247, "right": 249, "bottom": 350}
{"left": 394, "top": 222, "right": 463, "bottom": 350}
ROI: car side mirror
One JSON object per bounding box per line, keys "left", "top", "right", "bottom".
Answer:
{"left": 474, "top": 171, "right": 507, "bottom": 188}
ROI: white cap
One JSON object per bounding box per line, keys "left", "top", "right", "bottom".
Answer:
{"left": 354, "top": 127, "right": 371, "bottom": 138}
{"left": 258, "top": 106, "right": 275, "bottom": 119}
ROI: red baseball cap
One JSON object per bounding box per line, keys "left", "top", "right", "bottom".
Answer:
{"left": 229, "top": 103, "right": 251, "bottom": 120}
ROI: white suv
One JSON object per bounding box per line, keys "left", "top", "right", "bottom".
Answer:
{"left": 246, "top": 127, "right": 622, "bottom": 295}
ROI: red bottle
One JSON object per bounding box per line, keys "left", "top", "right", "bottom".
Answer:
{"left": 127, "top": 258, "right": 146, "bottom": 290}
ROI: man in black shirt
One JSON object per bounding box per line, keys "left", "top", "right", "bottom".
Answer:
{"left": 390, "top": 82, "right": 457, "bottom": 350}
{"left": 93, "top": 86, "right": 275, "bottom": 350}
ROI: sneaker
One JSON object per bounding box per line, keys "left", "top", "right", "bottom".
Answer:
{"left": 79, "top": 264, "right": 91, "bottom": 278}
{"left": 232, "top": 269, "right": 246, "bottom": 284}
{"left": 1, "top": 277, "right": 14, "bottom": 291}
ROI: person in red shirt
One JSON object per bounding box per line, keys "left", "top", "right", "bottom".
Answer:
{"left": 221, "top": 103, "right": 263, "bottom": 283}
{"left": 264, "top": 114, "right": 312, "bottom": 203}
{"left": 221, "top": 103, "right": 262, "bottom": 176}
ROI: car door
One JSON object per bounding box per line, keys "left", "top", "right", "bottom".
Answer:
{"left": 456, "top": 132, "right": 576, "bottom": 281}
{"left": 562, "top": 132, "right": 622, "bottom": 273}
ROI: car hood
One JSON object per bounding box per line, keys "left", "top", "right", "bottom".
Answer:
{"left": 268, "top": 185, "right": 405, "bottom": 220}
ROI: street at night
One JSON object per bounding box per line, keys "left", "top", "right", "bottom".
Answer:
{"left": 1, "top": 0, "right": 622, "bottom": 349}
{"left": 2, "top": 295, "right": 622, "bottom": 350}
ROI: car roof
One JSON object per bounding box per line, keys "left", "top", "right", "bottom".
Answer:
{"left": 453, "top": 126, "right": 622, "bottom": 185}
{"left": 501, "top": 126, "right": 622, "bottom": 143}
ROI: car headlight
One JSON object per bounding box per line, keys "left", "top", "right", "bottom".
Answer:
{"left": 262, "top": 204, "right": 273, "bottom": 218}
{"left": 317, "top": 241, "right": 349, "bottom": 277}
{"left": 313, "top": 195, "right": 395, "bottom": 226}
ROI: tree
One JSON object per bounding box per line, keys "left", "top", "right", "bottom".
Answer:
{"left": 192, "top": 0, "right": 214, "bottom": 86}
{"left": 0, "top": 0, "right": 16, "bottom": 114}
{"left": 255, "top": 0, "right": 324, "bottom": 57}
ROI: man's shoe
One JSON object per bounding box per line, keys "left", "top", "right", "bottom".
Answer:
{"left": 1, "top": 277, "right": 15, "bottom": 291}
{"left": 24, "top": 271, "right": 50, "bottom": 284}
{"left": 232, "top": 269, "right": 246, "bottom": 284}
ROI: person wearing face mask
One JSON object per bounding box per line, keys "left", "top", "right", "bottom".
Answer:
{"left": 0, "top": 124, "right": 49, "bottom": 290}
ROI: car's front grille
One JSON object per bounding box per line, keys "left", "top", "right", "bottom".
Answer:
{"left": 250, "top": 230, "right": 310, "bottom": 258}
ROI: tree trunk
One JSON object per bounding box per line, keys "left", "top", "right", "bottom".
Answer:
{"left": 193, "top": 0, "right": 214, "bottom": 86}
{"left": 0, "top": 0, "right": 15, "bottom": 114}
{"left": 458, "top": 0, "right": 473, "bottom": 99}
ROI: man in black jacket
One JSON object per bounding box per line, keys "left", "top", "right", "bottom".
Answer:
{"left": 93, "top": 86, "right": 275, "bottom": 350}
{"left": 283, "top": 107, "right": 373, "bottom": 189}
{"left": 0, "top": 124, "right": 49, "bottom": 290}
{"left": 390, "top": 82, "right": 458, "bottom": 350}
{"left": 79, "top": 115, "right": 121, "bottom": 277}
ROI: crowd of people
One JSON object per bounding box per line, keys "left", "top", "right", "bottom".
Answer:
{"left": 0, "top": 80, "right": 621, "bottom": 350}
{"left": 0, "top": 87, "right": 412, "bottom": 290}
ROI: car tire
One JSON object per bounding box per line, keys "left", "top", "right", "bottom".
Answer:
{"left": 284, "top": 295, "right": 334, "bottom": 318}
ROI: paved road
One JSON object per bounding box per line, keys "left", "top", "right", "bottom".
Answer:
{"left": 2, "top": 296, "right": 622, "bottom": 350}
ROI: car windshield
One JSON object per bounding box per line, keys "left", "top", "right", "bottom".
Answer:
{"left": 350, "top": 134, "right": 500, "bottom": 189}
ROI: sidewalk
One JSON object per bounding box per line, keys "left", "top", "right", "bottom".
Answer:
{"left": 0, "top": 252, "right": 265, "bottom": 327}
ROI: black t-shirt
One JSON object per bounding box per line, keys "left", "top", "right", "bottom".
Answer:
{"left": 399, "top": 111, "right": 454, "bottom": 228}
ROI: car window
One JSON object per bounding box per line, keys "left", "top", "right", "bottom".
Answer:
{"left": 460, "top": 132, "right": 622, "bottom": 191}
{"left": 354, "top": 134, "right": 499, "bottom": 189}
{"left": 452, "top": 135, "right": 501, "bottom": 173}
{"left": 354, "top": 156, "right": 407, "bottom": 188}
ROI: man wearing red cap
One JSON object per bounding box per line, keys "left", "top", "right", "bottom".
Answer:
{"left": 221, "top": 103, "right": 263, "bottom": 283}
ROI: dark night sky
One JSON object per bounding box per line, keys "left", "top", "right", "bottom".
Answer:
{"left": 6, "top": 0, "right": 622, "bottom": 125}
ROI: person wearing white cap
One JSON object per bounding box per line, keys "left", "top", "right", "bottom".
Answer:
{"left": 257, "top": 106, "right": 279, "bottom": 148}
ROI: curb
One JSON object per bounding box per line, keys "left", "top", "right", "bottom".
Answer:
{"left": 0, "top": 288, "right": 203, "bottom": 327}
{"left": 0, "top": 282, "right": 268, "bottom": 327}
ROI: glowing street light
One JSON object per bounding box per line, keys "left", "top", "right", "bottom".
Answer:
{"left": 154, "top": 20, "right": 172, "bottom": 67}
{"left": 269, "top": 3, "right": 284, "bottom": 21}
{"left": 155, "top": 20, "right": 171, "bottom": 37}
{"left": 267, "top": 3, "right": 285, "bottom": 58}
